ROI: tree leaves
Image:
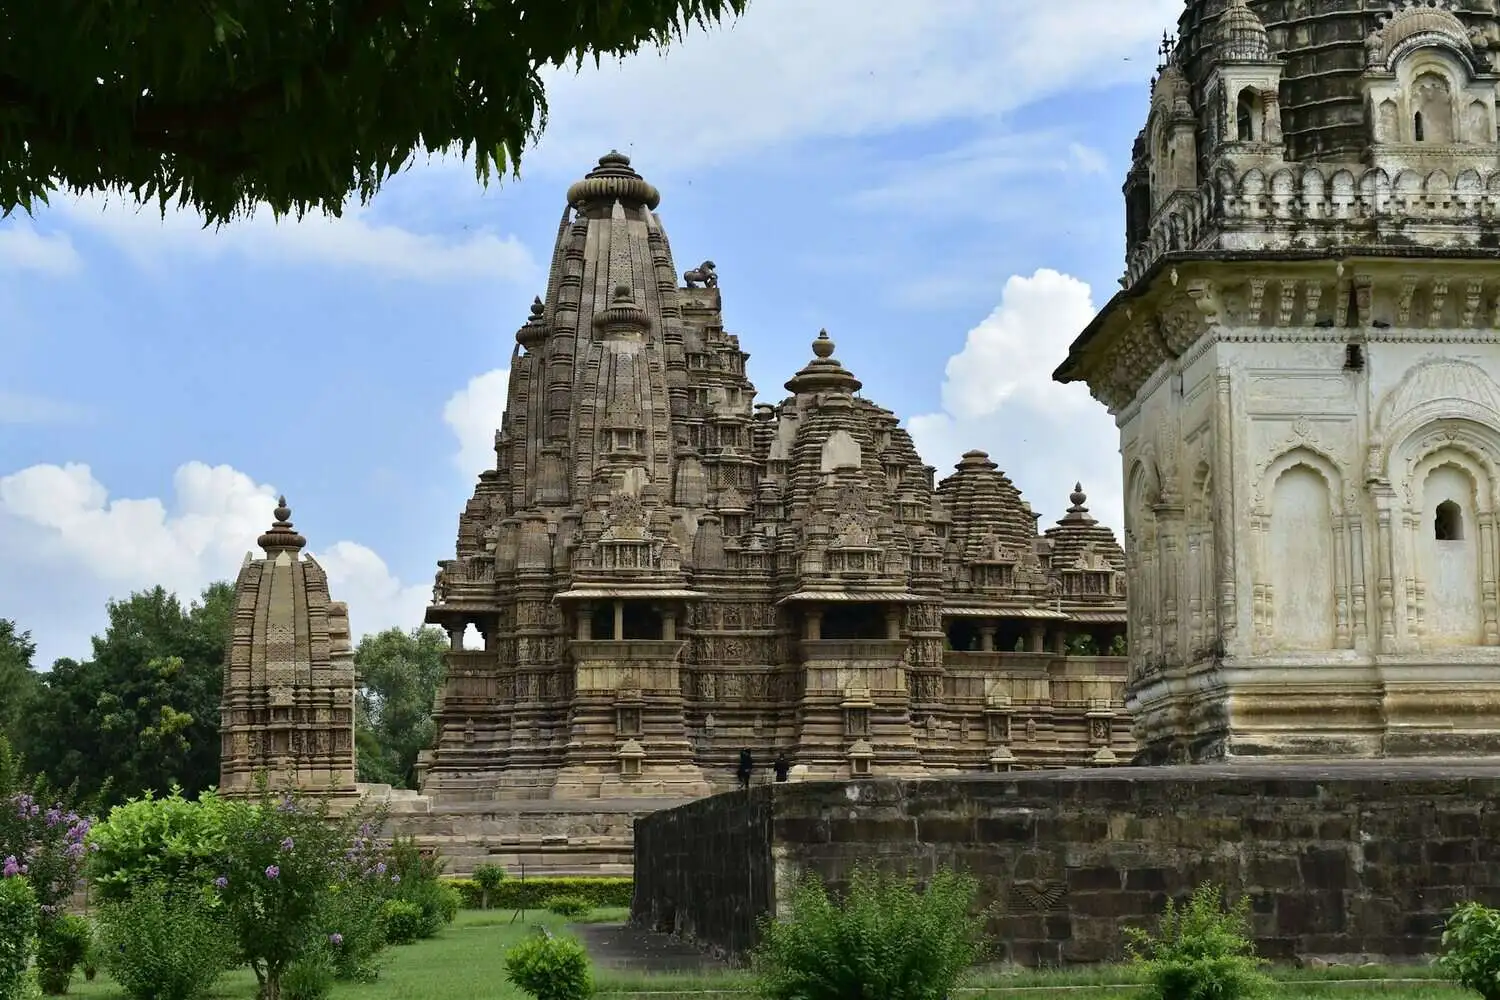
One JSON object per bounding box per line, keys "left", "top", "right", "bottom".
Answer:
{"left": 0, "top": 0, "right": 748, "bottom": 223}
{"left": 353, "top": 627, "right": 447, "bottom": 789}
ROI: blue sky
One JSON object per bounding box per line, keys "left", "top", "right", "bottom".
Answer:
{"left": 0, "top": 0, "right": 1181, "bottom": 667}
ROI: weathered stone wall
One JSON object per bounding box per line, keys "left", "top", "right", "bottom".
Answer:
{"left": 632, "top": 762, "right": 1500, "bottom": 966}
{"left": 631, "top": 787, "right": 774, "bottom": 961}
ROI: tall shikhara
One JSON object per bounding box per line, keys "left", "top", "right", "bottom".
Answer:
{"left": 422, "top": 152, "right": 1132, "bottom": 801}
{"left": 220, "top": 498, "right": 358, "bottom": 798}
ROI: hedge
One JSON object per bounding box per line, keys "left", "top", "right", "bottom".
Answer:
{"left": 446, "top": 876, "right": 632, "bottom": 911}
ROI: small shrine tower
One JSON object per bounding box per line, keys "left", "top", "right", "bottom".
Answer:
{"left": 1056, "top": 0, "right": 1500, "bottom": 763}
{"left": 219, "top": 497, "right": 358, "bottom": 798}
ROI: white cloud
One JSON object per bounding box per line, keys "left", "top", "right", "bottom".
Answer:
{"left": 530, "top": 0, "right": 1179, "bottom": 173}
{"left": 906, "top": 269, "right": 1123, "bottom": 534}
{"left": 0, "top": 391, "right": 89, "bottom": 425}
{"left": 0, "top": 461, "right": 428, "bottom": 667}
{"left": 52, "top": 195, "right": 539, "bottom": 283}
{"left": 443, "top": 368, "right": 511, "bottom": 480}
{"left": 0, "top": 220, "right": 81, "bottom": 275}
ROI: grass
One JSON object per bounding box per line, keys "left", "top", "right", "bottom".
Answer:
{"left": 62, "top": 909, "right": 1472, "bottom": 1000}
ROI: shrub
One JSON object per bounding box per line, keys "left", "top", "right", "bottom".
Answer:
{"left": 35, "top": 915, "right": 91, "bottom": 995}
{"left": 0, "top": 738, "right": 92, "bottom": 922}
{"left": 85, "top": 788, "right": 234, "bottom": 904}
{"left": 544, "top": 895, "right": 591, "bottom": 919}
{"left": 473, "top": 864, "right": 507, "bottom": 909}
{"left": 504, "top": 929, "right": 593, "bottom": 1000}
{"left": 0, "top": 876, "right": 37, "bottom": 1000}
{"left": 753, "top": 865, "right": 983, "bottom": 1000}
{"left": 447, "top": 876, "right": 632, "bottom": 911}
{"left": 1440, "top": 901, "right": 1500, "bottom": 1000}
{"left": 395, "top": 879, "right": 459, "bottom": 939}
{"left": 381, "top": 900, "right": 424, "bottom": 945}
{"left": 1124, "top": 882, "right": 1272, "bottom": 1000}
{"left": 281, "top": 950, "right": 335, "bottom": 1000}
{"left": 318, "top": 867, "right": 389, "bottom": 982}
{"left": 96, "top": 878, "right": 232, "bottom": 1000}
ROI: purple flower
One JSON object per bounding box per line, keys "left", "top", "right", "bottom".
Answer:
{"left": 44, "top": 808, "right": 62, "bottom": 827}
{"left": 2, "top": 856, "right": 23, "bottom": 878}
{"left": 329, "top": 933, "right": 343, "bottom": 946}
{"left": 265, "top": 865, "right": 280, "bottom": 879}
{"left": 280, "top": 837, "right": 295, "bottom": 852}
{"left": 214, "top": 876, "right": 229, "bottom": 889}
{"left": 375, "top": 862, "right": 386, "bottom": 876}
{"left": 391, "top": 874, "right": 400, "bottom": 885}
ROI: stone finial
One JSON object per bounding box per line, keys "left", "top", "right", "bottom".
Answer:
{"left": 566, "top": 151, "right": 662, "bottom": 210}
{"left": 784, "top": 328, "right": 863, "bottom": 395}
{"left": 1217, "top": 0, "right": 1271, "bottom": 62}
{"left": 257, "top": 495, "right": 307, "bottom": 556}
{"left": 1070, "top": 483, "right": 1088, "bottom": 510}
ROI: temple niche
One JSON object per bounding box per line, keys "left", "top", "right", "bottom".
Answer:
{"left": 219, "top": 498, "right": 358, "bottom": 801}
{"left": 418, "top": 150, "right": 1133, "bottom": 803}
{"left": 1056, "top": 0, "right": 1500, "bottom": 764}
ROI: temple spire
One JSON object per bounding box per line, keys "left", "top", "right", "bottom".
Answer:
{"left": 257, "top": 496, "right": 307, "bottom": 556}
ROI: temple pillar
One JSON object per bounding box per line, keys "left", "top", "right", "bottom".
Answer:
{"left": 447, "top": 625, "right": 463, "bottom": 650}
{"left": 979, "top": 626, "right": 996, "bottom": 652}
{"left": 885, "top": 608, "right": 902, "bottom": 640}
{"left": 1029, "top": 626, "right": 1046, "bottom": 653}
{"left": 662, "top": 607, "right": 677, "bottom": 641}
{"left": 613, "top": 600, "right": 625, "bottom": 642}
{"left": 577, "top": 603, "right": 593, "bottom": 641}
{"left": 805, "top": 609, "right": 823, "bottom": 641}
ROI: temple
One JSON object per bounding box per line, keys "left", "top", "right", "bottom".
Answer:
{"left": 415, "top": 150, "right": 1134, "bottom": 804}
{"left": 219, "top": 498, "right": 359, "bottom": 799}
{"left": 1055, "top": 0, "right": 1500, "bottom": 762}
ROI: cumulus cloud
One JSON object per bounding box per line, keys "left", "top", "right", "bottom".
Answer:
{"left": 0, "top": 220, "right": 81, "bottom": 275}
{"left": 531, "top": 0, "right": 1179, "bottom": 172}
{"left": 0, "top": 461, "right": 429, "bottom": 668}
{"left": 906, "top": 269, "right": 1123, "bottom": 534}
{"left": 442, "top": 368, "right": 511, "bottom": 480}
{"left": 53, "top": 195, "right": 538, "bottom": 284}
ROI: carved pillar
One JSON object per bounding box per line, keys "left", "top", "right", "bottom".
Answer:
{"left": 1481, "top": 511, "right": 1499, "bottom": 645}
{"left": 1212, "top": 370, "right": 1239, "bottom": 649}
{"left": 1372, "top": 485, "right": 1400, "bottom": 654}
{"left": 577, "top": 603, "right": 592, "bottom": 641}
{"left": 1029, "top": 626, "right": 1046, "bottom": 653}
{"left": 1156, "top": 502, "right": 1183, "bottom": 663}
{"left": 884, "top": 608, "right": 902, "bottom": 641}
{"left": 1349, "top": 515, "right": 1369, "bottom": 652}
{"left": 1332, "top": 512, "right": 1351, "bottom": 649}
{"left": 804, "top": 609, "right": 823, "bottom": 641}
{"left": 613, "top": 600, "right": 624, "bottom": 642}
{"left": 662, "top": 607, "right": 677, "bottom": 642}
{"left": 1251, "top": 510, "right": 1271, "bottom": 650}
{"left": 1403, "top": 511, "right": 1424, "bottom": 646}
{"left": 979, "top": 626, "right": 996, "bottom": 653}
{"left": 447, "top": 625, "right": 463, "bottom": 650}
{"left": 1186, "top": 530, "right": 1203, "bottom": 654}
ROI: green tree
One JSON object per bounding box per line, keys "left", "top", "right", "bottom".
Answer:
{"left": 0, "top": 0, "right": 748, "bottom": 225}
{"left": 354, "top": 627, "right": 447, "bottom": 789}
{"left": 0, "top": 621, "right": 39, "bottom": 752}
{"left": 21, "top": 584, "right": 234, "bottom": 805}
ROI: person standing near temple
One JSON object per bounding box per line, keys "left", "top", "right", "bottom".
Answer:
{"left": 737, "top": 748, "right": 753, "bottom": 789}
{"left": 773, "top": 752, "right": 791, "bottom": 783}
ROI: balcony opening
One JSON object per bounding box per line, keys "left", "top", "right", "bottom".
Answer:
{"left": 622, "top": 604, "right": 665, "bottom": 640}
{"left": 1435, "top": 499, "right": 1464, "bottom": 542}
{"left": 821, "top": 603, "right": 887, "bottom": 640}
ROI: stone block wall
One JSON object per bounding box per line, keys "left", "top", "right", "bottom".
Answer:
{"left": 631, "top": 787, "right": 774, "bottom": 961}
{"left": 631, "top": 762, "right": 1500, "bottom": 966}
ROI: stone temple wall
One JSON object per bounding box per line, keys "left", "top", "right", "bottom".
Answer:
{"left": 631, "top": 762, "right": 1500, "bottom": 966}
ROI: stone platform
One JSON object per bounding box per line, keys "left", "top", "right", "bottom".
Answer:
{"left": 381, "top": 794, "right": 693, "bottom": 876}
{"left": 632, "top": 759, "right": 1500, "bottom": 966}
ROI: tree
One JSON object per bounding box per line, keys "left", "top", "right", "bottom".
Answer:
{"left": 20, "top": 584, "right": 234, "bottom": 805}
{"left": 0, "top": 0, "right": 749, "bottom": 225}
{"left": 0, "top": 621, "right": 39, "bottom": 753}
{"left": 354, "top": 627, "right": 447, "bottom": 789}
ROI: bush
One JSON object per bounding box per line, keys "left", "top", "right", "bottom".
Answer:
{"left": 318, "top": 872, "right": 389, "bottom": 983}
{"left": 85, "top": 788, "right": 233, "bottom": 905}
{"left": 473, "top": 864, "right": 507, "bottom": 909}
{"left": 1440, "top": 901, "right": 1500, "bottom": 1000}
{"left": 97, "top": 878, "right": 232, "bottom": 1000}
{"left": 753, "top": 865, "right": 985, "bottom": 1000}
{"left": 1124, "top": 882, "right": 1272, "bottom": 1000}
{"left": 35, "top": 915, "right": 91, "bottom": 995}
{"left": 504, "top": 929, "right": 593, "bottom": 1000}
{"left": 447, "top": 876, "right": 632, "bottom": 911}
{"left": 381, "top": 900, "right": 424, "bottom": 946}
{"left": 0, "top": 876, "right": 37, "bottom": 1000}
{"left": 281, "top": 950, "right": 335, "bottom": 1000}
{"left": 395, "top": 879, "right": 459, "bottom": 939}
{"left": 544, "top": 895, "right": 591, "bottom": 919}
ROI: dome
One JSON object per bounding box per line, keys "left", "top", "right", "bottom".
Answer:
{"left": 1217, "top": 0, "right": 1272, "bottom": 62}
{"left": 1370, "top": 1, "right": 1473, "bottom": 69}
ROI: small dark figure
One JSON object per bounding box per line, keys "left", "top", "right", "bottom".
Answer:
{"left": 773, "top": 753, "right": 791, "bottom": 783}
{"left": 736, "top": 747, "right": 754, "bottom": 790}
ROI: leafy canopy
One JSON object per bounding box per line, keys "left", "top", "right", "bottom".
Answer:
{"left": 354, "top": 627, "right": 447, "bottom": 789}
{"left": 0, "top": 0, "right": 749, "bottom": 224}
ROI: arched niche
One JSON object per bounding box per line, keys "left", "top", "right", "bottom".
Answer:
{"left": 1237, "top": 87, "right": 1263, "bottom": 142}
{"left": 1392, "top": 421, "right": 1500, "bottom": 647}
{"left": 1124, "top": 456, "right": 1162, "bottom": 678}
{"left": 1186, "top": 460, "right": 1218, "bottom": 653}
{"left": 1255, "top": 446, "right": 1348, "bottom": 653}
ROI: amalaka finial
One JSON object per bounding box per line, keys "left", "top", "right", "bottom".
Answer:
{"left": 258, "top": 495, "right": 307, "bottom": 556}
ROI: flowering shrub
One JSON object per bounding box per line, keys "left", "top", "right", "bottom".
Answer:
{"left": 0, "top": 876, "right": 37, "bottom": 1000}
{"left": 215, "top": 789, "right": 394, "bottom": 1000}
{"left": 0, "top": 737, "right": 91, "bottom": 922}
{"left": 381, "top": 900, "right": 424, "bottom": 945}
{"left": 85, "top": 788, "right": 233, "bottom": 904}
{"left": 97, "top": 877, "right": 232, "bottom": 1000}
{"left": 35, "top": 914, "right": 91, "bottom": 994}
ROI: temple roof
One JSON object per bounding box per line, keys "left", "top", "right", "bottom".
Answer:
{"left": 784, "top": 329, "right": 863, "bottom": 395}
{"left": 1043, "top": 484, "right": 1126, "bottom": 574}
{"left": 935, "top": 450, "right": 1039, "bottom": 563}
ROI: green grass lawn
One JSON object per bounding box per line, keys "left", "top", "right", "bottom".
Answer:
{"left": 64, "top": 908, "right": 1471, "bottom": 1000}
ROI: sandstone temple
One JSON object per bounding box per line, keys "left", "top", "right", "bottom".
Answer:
{"left": 1056, "top": 0, "right": 1500, "bottom": 763}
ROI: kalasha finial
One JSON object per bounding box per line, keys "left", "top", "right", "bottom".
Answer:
{"left": 812, "top": 328, "right": 836, "bottom": 359}
{"left": 1070, "top": 483, "right": 1088, "bottom": 509}
{"left": 529, "top": 296, "right": 545, "bottom": 317}
{"left": 258, "top": 495, "right": 307, "bottom": 556}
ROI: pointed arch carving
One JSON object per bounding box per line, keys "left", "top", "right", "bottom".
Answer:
{"left": 1253, "top": 446, "right": 1354, "bottom": 652}
{"left": 1125, "top": 453, "right": 1163, "bottom": 682}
